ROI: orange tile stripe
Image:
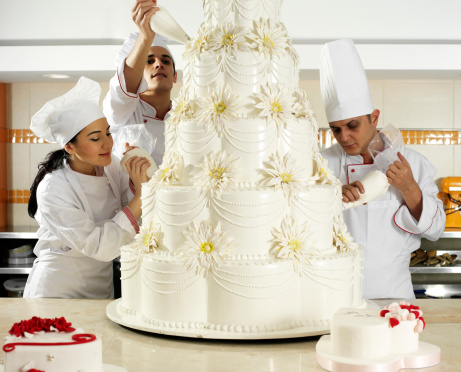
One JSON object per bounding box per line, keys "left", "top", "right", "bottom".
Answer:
{"left": 8, "top": 189, "right": 30, "bottom": 204}
{"left": 6, "top": 129, "right": 461, "bottom": 145}
{"left": 319, "top": 129, "right": 461, "bottom": 146}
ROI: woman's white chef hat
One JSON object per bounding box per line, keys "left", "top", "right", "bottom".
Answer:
{"left": 320, "top": 39, "right": 374, "bottom": 123}
{"left": 30, "top": 76, "right": 104, "bottom": 148}
{"left": 115, "top": 32, "right": 174, "bottom": 68}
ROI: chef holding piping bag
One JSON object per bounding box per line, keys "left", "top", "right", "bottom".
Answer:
{"left": 103, "top": 0, "right": 177, "bottom": 167}
{"left": 319, "top": 39, "right": 445, "bottom": 299}
{"left": 24, "top": 77, "right": 150, "bottom": 299}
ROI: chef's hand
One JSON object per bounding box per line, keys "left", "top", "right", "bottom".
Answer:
{"left": 123, "top": 142, "right": 138, "bottom": 156}
{"left": 125, "top": 155, "right": 150, "bottom": 191}
{"left": 132, "top": 0, "right": 160, "bottom": 38}
{"left": 386, "top": 152, "right": 417, "bottom": 192}
{"left": 342, "top": 181, "right": 365, "bottom": 203}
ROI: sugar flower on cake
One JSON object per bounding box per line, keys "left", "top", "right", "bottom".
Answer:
{"left": 272, "top": 217, "right": 316, "bottom": 275}
{"left": 184, "top": 24, "right": 211, "bottom": 60}
{"left": 196, "top": 84, "right": 241, "bottom": 136}
{"left": 293, "top": 88, "right": 316, "bottom": 122}
{"left": 134, "top": 223, "right": 160, "bottom": 254}
{"left": 166, "top": 90, "right": 195, "bottom": 131}
{"left": 247, "top": 19, "right": 288, "bottom": 59}
{"left": 380, "top": 301, "right": 425, "bottom": 332}
{"left": 149, "top": 151, "right": 183, "bottom": 188}
{"left": 209, "top": 23, "right": 248, "bottom": 61}
{"left": 313, "top": 151, "right": 338, "bottom": 186}
{"left": 183, "top": 220, "right": 233, "bottom": 277}
{"left": 255, "top": 85, "right": 294, "bottom": 132}
{"left": 260, "top": 152, "right": 307, "bottom": 204}
{"left": 194, "top": 151, "right": 239, "bottom": 202}
{"left": 332, "top": 215, "right": 360, "bottom": 253}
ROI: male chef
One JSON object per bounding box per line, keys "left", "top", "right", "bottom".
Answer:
{"left": 320, "top": 39, "right": 445, "bottom": 299}
{"left": 103, "top": 0, "right": 177, "bottom": 167}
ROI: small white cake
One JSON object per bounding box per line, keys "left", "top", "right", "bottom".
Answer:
{"left": 3, "top": 317, "right": 103, "bottom": 372}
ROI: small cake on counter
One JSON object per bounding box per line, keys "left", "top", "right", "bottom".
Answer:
{"left": 2, "top": 316, "right": 103, "bottom": 372}
{"left": 316, "top": 302, "right": 441, "bottom": 371}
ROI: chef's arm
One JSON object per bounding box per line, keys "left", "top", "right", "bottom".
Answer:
{"left": 125, "top": 154, "right": 150, "bottom": 221}
{"left": 124, "top": 0, "right": 159, "bottom": 94}
{"left": 399, "top": 182, "right": 423, "bottom": 221}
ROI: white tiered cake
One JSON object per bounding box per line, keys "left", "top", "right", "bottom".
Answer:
{"left": 114, "top": 0, "right": 366, "bottom": 338}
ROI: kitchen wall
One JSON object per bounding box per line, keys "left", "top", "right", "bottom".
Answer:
{"left": 6, "top": 77, "right": 461, "bottom": 227}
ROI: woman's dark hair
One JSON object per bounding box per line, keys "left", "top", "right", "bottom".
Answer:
{"left": 28, "top": 134, "right": 78, "bottom": 218}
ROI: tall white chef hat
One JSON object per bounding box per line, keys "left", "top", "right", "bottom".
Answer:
{"left": 30, "top": 76, "right": 104, "bottom": 148}
{"left": 320, "top": 39, "right": 374, "bottom": 123}
{"left": 115, "top": 32, "right": 174, "bottom": 68}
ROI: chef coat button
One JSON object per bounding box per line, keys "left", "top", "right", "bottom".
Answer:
{"left": 144, "top": 120, "right": 147, "bottom": 123}
{"left": 115, "top": 209, "right": 119, "bottom": 213}
{"left": 107, "top": 180, "right": 110, "bottom": 184}
{"left": 351, "top": 169, "right": 355, "bottom": 173}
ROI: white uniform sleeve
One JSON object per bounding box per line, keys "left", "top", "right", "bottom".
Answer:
{"left": 103, "top": 58, "right": 149, "bottom": 132}
{"left": 393, "top": 151, "right": 446, "bottom": 240}
{"left": 37, "top": 179, "right": 136, "bottom": 262}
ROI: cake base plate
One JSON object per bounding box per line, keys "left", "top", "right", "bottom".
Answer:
{"left": 316, "top": 335, "right": 441, "bottom": 371}
{"left": 0, "top": 365, "right": 126, "bottom": 372}
{"left": 106, "top": 298, "right": 378, "bottom": 340}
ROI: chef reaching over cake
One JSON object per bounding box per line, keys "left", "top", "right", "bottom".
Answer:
{"left": 320, "top": 39, "right": 445, "bottom": 300}
{"left": 103, "top": 0, "right": 177, "bottom": 167}
{"left": 24, "top": 77, "right": 150, "bottom": 299}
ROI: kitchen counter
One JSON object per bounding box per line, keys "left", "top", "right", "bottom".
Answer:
{"left": 1, "top": 298, "right": 460, "bottom": 371}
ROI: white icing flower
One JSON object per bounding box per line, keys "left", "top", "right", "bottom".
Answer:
{"left": 313, "top": 152, "right": 339, "bottom": 186}
{"left": 247, "top": 19, "right": 288, "bottom": 59}
{"left": 196, "top": 85, "right": 241, "bottom": 136}
{"left": 260, "top": 152, "right": 307, "bottom": 204}
{"left": 134, "top": 223, "right": 160, "bottom": 253}
{"left": 209, "top": 23, "right": 247, "bottom": 61}
{"left": 194, "top": 151, "right": 239, "bottom": 201}
{"left": 255, "top": 85, "right": 294, "bottom": 131}
{"left": 183, "top": 220, "right": 233, "bottom": 277}
{"left": 333, "top": 215, "right": 359, "bottom": 253}
{"left": 293, "top": 88, "right": 316, "bottom": 122}
{"left": 272, "top": 217, "right": 317, "bottom": 274}
{"left": 184, "top": 23, "right": 210, "bottom": 60}
{"left": 166, "top": 90, "right": 195, "bottom": 130}
{"left": 150, "top": 151, "right": 183, "bottom": 187}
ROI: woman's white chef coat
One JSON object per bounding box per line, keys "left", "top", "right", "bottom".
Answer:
{"left": 103, "top": 57, "right": 169, "bottom": 167}
{"left": 321, "top": 144, "right": 446, "bottom": 299}
{"left": 24, "top": 160, "right": 139, "bottom": 299}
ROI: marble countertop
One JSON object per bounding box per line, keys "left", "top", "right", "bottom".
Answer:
{"left": 1, "top": 298, "right": 460, "bottom": 371}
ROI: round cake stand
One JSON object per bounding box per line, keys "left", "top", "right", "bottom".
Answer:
{"left": 106, "top": 299, "right": 377, "bottom": 340}
{"left": 316, "top": 335, "right": 441, "bottom": 372}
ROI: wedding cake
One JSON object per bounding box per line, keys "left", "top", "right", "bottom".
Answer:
{"left": 116, "top": 0, "right": 365, "bottom": 338}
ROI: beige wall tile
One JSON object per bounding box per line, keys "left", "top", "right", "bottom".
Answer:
{"left": 453, "top": 146, "right": 461, "bottom": 177}
{"left": 29, "top": 83, "right": 76, "bottom": 119}
{"left": 7, "top": 83, "right": 30, "bottom": 129}
{"left": 407, "top": 144, "right": 453, "bottom": 189}
{"left": 29, "top": 143, "right": 61, "bottom": 182}
{"left": 7, "top": 143, "right": 30, "bottom": 190}
{"left": 455, "top": 81, "right": 461, "bottom": 130}
{"left": 7, "top": 204, "right": 33, "bottom": 227}
{"left": 298, "top": 80, "right": 328, "bottom": 128}
{"left": 383, "top": 81, "right": 454, "bottom": 129}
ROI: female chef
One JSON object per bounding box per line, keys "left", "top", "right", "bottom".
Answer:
{"left": 24, "top": 76, "right": 150, "bottom": 299}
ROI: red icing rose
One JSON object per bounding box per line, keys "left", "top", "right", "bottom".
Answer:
{"left": 28, "top": 369, "right": 45, "bottom": 372}
{"left": 420, "top": 316, "right": 426, "bottom": 330}
{"left": 380, "top": 310, "right": 390, "bottom": 317}
{"left": 410, "top": 310, "right": 420, "bottom": 319}
{"left": 389, "top": 318, "right": 400, "bottom": 328}
{"left": 8, "top": 316, "right": 75, "bottom": 338}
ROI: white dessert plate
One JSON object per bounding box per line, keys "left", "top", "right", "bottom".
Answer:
{"left": 316, "top": 335, "right": 441, "bottom": 372}
{"left": 106, "top": 299, "right": 377, "bottom": 340}
{"left": 0, "top": 365, "right": 126, "bottom": 372}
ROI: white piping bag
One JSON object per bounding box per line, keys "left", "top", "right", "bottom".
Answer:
{"left": 150, "top": 6, "right": 190, "bottom": 44}
{"left": 342, "top": 170, "right": 389, "bottom": 210}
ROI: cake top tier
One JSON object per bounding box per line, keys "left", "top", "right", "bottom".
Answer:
{"left": 203, "top": 0, "right": 282, "bottom": 28}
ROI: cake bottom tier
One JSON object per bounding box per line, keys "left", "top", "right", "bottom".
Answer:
{"left": 119, "top": 249, "right": 364, "bottom": 335}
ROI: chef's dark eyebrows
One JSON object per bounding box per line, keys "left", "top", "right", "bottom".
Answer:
{"left": 87, "top": 126, "right": 110, "bottom": 136}
{"left": 147, "top": 54, "right": 172, "bottom": 61}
